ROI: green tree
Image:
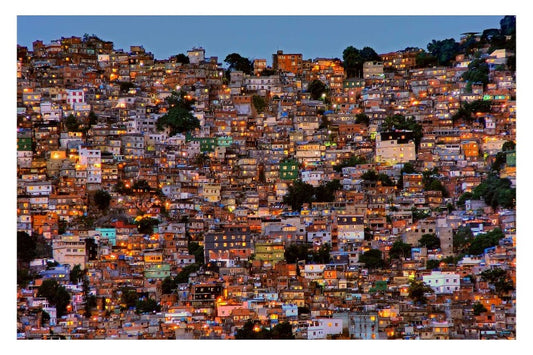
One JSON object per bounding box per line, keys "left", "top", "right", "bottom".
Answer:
{"left": 415, "top": 50, "right": 438, "bottom": 68}
{"left": 252, "top": 95, "right": 267, "bottom": 113}
{"left": 175, "top": 263, "right": 200, "bottom": 284}
{"left": 132, "top": 179, "right": 151, "bottom": 192}
{"left": 283, "top": 180, "right": 315, "bottom": 211}
{"left": 314, "top": 180, "right": 341, "bottom": 203}
{"left": 69, "top": 264, "right": 83, "bottom": 284}
{"left": 462, "top": 59, "right": 490, "bottom": 87}
{"left": 119, "top": 81, "right": 135, "bottom": 93}
{"left": 411, "top": 207, "right": 430, "bottom": 221}
{"left": 468, "top": 228, "right": 505, "bottom": 255}
{"left": 500, "top": 16, "right": 516, "bottom": 36}
{"left": 64, "top": 114, "right": 80, "bottom": 132}
{"left": 17, "top": 231, "right": 36, "bottom": 263}
{"left": 119, "top": 288, "right": 139, "bottom": 309}
{"left": 480, "top": 267, "right": 515, "bottom": 297}
{"left": 457, "top": 192, "right": 473, "bottom": 208}
{"left": 426, "top": 259, "right": 441, "bottom": 270}
{"left": 224, "top": 53, "right": 253, "bottom": 74}
{"left": 38, "top": 279, "right": 71, "bottom": 317}
{"left": 418, "top": 234, "right": 440, "bottom": 250}
{"left": 408, "top": 279, "right": 434, "bottom": 305}
{"left": 472, "top": 175, "right": 515, "bottom": 209}
{"left": 136, "top": 297, "right": 161, "bottom": 314}
{"left": 161, "top": 276, "right": 175, "bottom": 294}
{"left": 453, "top": 226, "right": 474, "bottom": 254}
{"left": 310, "top": 243, "right": 331, "bottom": 264}
{"left": 473, "top": 302, "right": 488, "bottom": 316}
{"left": 355, "top": 113, "right": 370, "bottom": 126}
{"left": 427, "top": 38, "right": 460, "bottom": 66}
{"left": 359, "top": 249, "right": 384, "bottom": 269}
{"left": 270, "top": 322, "right": 295, "bottom": 339}
{"left": 284, "top": 243, "right": 310, "bottom": 264}
{"left": 156, "top": 106, "right": 199, "bottom": 136}
{"left": 88, "top": 111, "right": 98, "bottom": 126}
{"left": 334, "top": 155, "right": 366, "bottom": 172}
{"left": 381, "top": 114, "right": 423, "bottom": 150}
{"left": 188, "top": 241, "right": 205, "bottom": 265}
{"left": 136, "top": 217, "right": 160, "bottom": 235}
{"left": 502, "top": 141, "right": 515, "bottom": 152}
{"left": 174, "top": 53, "right": 190, "bottom": 64}
{"left": 389, "top": 241, "right": 412, "bottom": 260}
{"left": 342, "top": 46, "right": 380, "bottom": 78}
{"left": 156, "top": 91, "right": 199, "bottom": 136}
{"left": 93, "top": 189, "right": 111, "bottom": 211}
{"left": 308, "top": 79, "right": 327, "bottom": 100}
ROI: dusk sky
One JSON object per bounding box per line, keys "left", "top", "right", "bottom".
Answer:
{"left": 17, "top": 16, "right": 504, "bottom": 65}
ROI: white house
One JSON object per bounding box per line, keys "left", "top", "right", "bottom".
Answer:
{"left": 422, "top": 271, "right": 460, "bottom": 294}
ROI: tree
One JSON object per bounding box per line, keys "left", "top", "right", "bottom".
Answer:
{"left": 408, "top": 279, "right": 434, "bottom": 305}
{"left": 355, "top": 113, "right": 370, "bottom": 126}
{"left": 426, "top": 259, "right": 441, "bottom": 270}
{"left": 64, "top": 114, "right": 80, "bottom": 132}
{"left": 467, "top": 228, "right": 505, "bottom": 255}
{"left": 502, "top": 141, "right": 515, "bottom": 152}
{"left": 500, "top": 16, "right": 516, "bottom": 36}
{"left": 381, "top": 114, "right": 423, "bottom": 151}
{"left": 69, "top": 264, "right": 83, "bottom": 284}
{"left": 418, "top": 234, "right": 440, "bottom": 250}
{"left": 359, "top": 249, "right": 384, "bottom": 269}
{"left": 93, "top": 189, "right": 111, "bottom": 211}
{"left": 462, "top": 59, "right": 490, "bottom": 87}
{"left": 427, "top": 38, "right": 460, "bottom": 66}
{"left": 161, "top": 276, "right": 175, "bottom": 294}
{"left": 88, "top": 111, "right": 98, "bottom": 126}
{"left": 453, "top": 226, "right": 474, "bottom": 254}
{"left": 17, "top": 231, "right": 36, "bottom": 263}
{"left": 472, "top": 175, "right": 515, "bottom": 209}
{"left": 119, "top": 81, "right": 135, "bottom": 93}
{"left": 314, "top": 180, "right": 341, "bottom": 203}
{"left": 334, "top": 155, "right": 366, "bottom": 172}
{"left": 38, "top": 279, "right": 71, "bottom": 317}
{"left": 342, "top": 46, "right": 380, "bottom": 78}
{"left": 473, "top": 302, "right": 488, "bottom": 316}
{"left": 136, "top": 297, "right": 161, "bottom": 314}
{"left": 308, "top": 79, "right": 327, "bottom": 100}
{"left": 283, "top": 180, "right": 315, "bottom": 211}
{"left": 224, "top": 53, "right": 253, "bottom": 74}
{"left": 235, "top": 320, "right": 294, "bottom": 339}
{"left": 284, "top": 243, "right": 309, "bottom": 264}
{"left": 252, "top": 95, "right": 267, "bottom": 113}
{"left": 480, "top": 267, "right": 514, "bottom": 297}
{"left": 174, "top": 53, "right": 190, "bottom": 64}
{"left": 156, "top": 106, "right": 199, "bottom": 136}
{"left": 188, "top": 241, "right": 205, "bottom": 265}
{"left": 120, "top": 288, "right": 139, "bottom": 309}
{"left": 175, "top": 263, "right": 200, "bottom": 284}
{"left": 156, "top": 91, "right": 199, "bottom": 136}
{"left": 389, "top": 241, "right": 412, "bottom": 260}
{"left": 311, "top": 243, "right": 331, "bottom": 264}
{"left": 132, "top": 179, "right": 151, "bottom": 193}
{"left": 457, "top": 192, "right": 473, "bottom": 208}
{"left": 415, "top": 50, "right": 438, "bottom": 68}
{"left": 136, "top": 217, "right": 159, "bottom": 235}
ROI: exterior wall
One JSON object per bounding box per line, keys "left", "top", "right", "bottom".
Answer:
{"left": 349, "top": 312, "right": 379, "bottom": 339}
{"left": 376, "top": 132, "right": 416, "bottom": 165}
{"left": 422, "top": 271, "right": 460, "bottom": 294}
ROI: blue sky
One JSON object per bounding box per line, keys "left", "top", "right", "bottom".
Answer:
{"left": 17, "top": 16, "right": 503, "bottom": 64}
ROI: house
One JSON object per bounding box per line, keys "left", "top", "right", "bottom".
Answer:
{"left": 422, "top": 271, "right": 460, "bottom": 294}
{"left": 375, "top": 131, "right": 416, "bottom": 165}
{"left": 52, "top": 234, "right": 87, "bottom": 269}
